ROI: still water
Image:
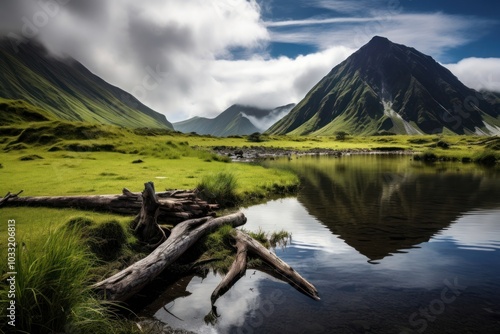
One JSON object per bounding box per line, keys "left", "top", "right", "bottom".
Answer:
{"left": 143, "top": 156, "right": 500, "bottom": 333}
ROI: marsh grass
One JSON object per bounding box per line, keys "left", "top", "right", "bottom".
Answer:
{"left": 0, "top": 227, "right": 137, "bottom": 334}
{"left": 197, "top": 171, "right": 239, "bottom": 207}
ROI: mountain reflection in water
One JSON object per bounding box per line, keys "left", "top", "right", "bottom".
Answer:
{"left": 269, "top": 155, "right": 500, "bottom": 261}
{"left": 141, "top": 155, "right": 500, "bottom": 334}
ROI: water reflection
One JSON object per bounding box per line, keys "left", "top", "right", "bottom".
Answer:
{"left": 263, "top": 155, "right": 500, "bottom": 261}
{"left": 141, "top": 156, "right": 500, "bottom": 333}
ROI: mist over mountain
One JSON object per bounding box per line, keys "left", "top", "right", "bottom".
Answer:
{"left": 0, "top": 38, "right": 173, "bottom": 129}
{"left": 173, "top": 104, "right": 295, "bottom": 137}
{"left": 268, "top": 36, "right": 500, "bottom": 136}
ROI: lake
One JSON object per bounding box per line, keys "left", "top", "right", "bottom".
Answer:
{"left": 141, "top": 155, "right": 500, "bottom": 334}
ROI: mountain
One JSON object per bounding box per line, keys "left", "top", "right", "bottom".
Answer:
{"left": 173, "top": 103, "right": 294, "bottom": 136}
{"left": 0, "top": 38, "right": 173, "bottom": 129}
{"left": 268, "top": 36, "right": 500, "bottom": 136}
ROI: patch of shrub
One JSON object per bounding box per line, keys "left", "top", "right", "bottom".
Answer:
{"left": 66, "top": 216, "right": 95, "bottom": 231}
{"left": 407, "top": 138, "right": 431, "bottom": 144}
{"left": 64, "top": 143, "right": 115, "bottom": 152}
{"left": 473, "top": 150, "right": 498, "bottom": 165}
{"left": 335, "top": 131, "right": 349, "bottom": 141}
{"left": 247, "top": 132, "right": 263, "bottom": 143}
{"left": 48, "top": 145, "right": 63, "bottom": 152}
{"left": 415, "top": 151, "right": 438, "bottom": 162}
{"left": 86, "top": 220, "right": 127, "bottom": 261}
{"left": 19, "top": 154, "right": 44, "bottom": 161}
{"left": 197, "top": 171, "right": 238, "bottom": 207}
{"left": 436, "top": 140, "right": 450, "bottom": 149}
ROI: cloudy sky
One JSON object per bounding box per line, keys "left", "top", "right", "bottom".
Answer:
{"left": 1, "top": 0, "right": 499, "bottom": 122}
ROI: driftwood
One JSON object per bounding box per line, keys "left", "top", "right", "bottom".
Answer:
{"left": 0, "top": 188, "right": 218, "bottom": 225}
{"left": 210, "top": 229, "right": 320, "bottom": 307}
{"left": 4, "top": 182, "right": 320, "bottom": 309}
{"left": 210, "top": 235, "right": 248, "bottom": 306}
{"left": 93, "top": 212, "right": 247, "bottom": 302}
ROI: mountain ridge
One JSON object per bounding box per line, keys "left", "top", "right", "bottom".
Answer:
{"left": 267, "top": 36, "right": 500, "bottom": 136}
{"left": 0, "top": 38, "right": 173, "bottom": 129}
{"left": 174, "top": 103, "right": 295, "bottom": 136}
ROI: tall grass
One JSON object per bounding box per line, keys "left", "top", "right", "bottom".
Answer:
{"left": 197, "top": 171, "right": 238, "bottom": 207}
{"left": 0, "top": 228, "right": 134, "bottom": 334}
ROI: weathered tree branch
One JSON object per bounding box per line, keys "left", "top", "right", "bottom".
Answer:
{"left": 0, "top": 190, "right": 23, "bottom": 206}
{"left": 93, "top": 212, "right": 247, "bottom": 302}
{"left": 210, "top": 237, "right": 248, "bottom": 306}
{"left": 208, "top": 229, "right": 319, "bottom": 313}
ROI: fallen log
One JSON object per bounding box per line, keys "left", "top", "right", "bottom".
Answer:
{"left": 0, "top": 188, "right": 218, "bottom": 224}
{"left": 93, "top": 212, "right": 247, "bottom": 302}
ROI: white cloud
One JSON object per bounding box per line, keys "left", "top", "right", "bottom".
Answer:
{"left": 269, "top": 12, "right": 492, "bottom": 59}
{"left": 0, "top": 0, "right": 497, "bottom": 123}
{"left": 444, "top": 58, "right": 500, "bottom": 92}
{"left": 265, "top": 17, "right": 380, "bottom": 27}
{"left": 206, "top": 46, "right": 354, "bottom": 115}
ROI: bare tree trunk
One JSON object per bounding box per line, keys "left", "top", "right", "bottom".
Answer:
{"left": 132, "top": 182, "right": 166, "bottom": 247}
{"left": 0, "top": 188, "right": 218, "bottom": 224}
{"left": 93, "top": 212, "right": 247, "bottom": 302}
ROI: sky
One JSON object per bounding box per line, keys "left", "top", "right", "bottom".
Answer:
{"left": 0, "top": 0, "right": 499, "bottom": 122}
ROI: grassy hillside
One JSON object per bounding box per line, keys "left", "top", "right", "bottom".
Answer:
{"left": 0, "top": 39, "right": 172, "bottom": 129}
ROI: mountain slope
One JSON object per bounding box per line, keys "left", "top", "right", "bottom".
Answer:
{"left": 173, "top": 104, "right": 294, "bottom": 136}
{"left": 268, "top": 36, "right": 500, "bottom": 136}
{"left": 0, "top": 38, "right": 173, "bottom": 129}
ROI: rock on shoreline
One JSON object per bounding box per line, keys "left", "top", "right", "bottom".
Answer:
{"left": 210, "top": 145, "right": 413, "bottom": 162}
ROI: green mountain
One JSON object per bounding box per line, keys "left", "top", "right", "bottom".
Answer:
{"left": 173, "top": 104, "right": 294, "bottom": 136}
{"left": 0, "top": 38, "right": 173, "bottom": 129}
{"left": 267, "top": 36, "right": 500, "bottom": 136}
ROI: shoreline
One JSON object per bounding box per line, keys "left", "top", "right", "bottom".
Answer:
{"left": 211, "top": 145, "right": 415, "bottom": 162}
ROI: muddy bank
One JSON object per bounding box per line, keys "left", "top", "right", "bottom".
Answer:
{"left": 211, "top": 145, "right": 414, "bottom": 162}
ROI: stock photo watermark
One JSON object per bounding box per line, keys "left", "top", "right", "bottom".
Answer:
{"left": 236, "top": 289, "right": 286, "bottom": 334}
{"left": 7, "top": 0, "right": 73, "bottom": 52}
{"left": 6, "top": 219, "right": 17, "bottom": 327}
{"left": 401, "top": 277, "right": 467, "bottom": 334}
{"left": 119, "top": 65, "right": 169, "bottom": 109}
{"left": 353, "top": 0, "right": 405, "bottom": 48}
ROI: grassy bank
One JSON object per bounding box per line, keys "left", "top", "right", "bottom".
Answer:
{"left": 0, "top": 121, "right": 299, "bottom": 333}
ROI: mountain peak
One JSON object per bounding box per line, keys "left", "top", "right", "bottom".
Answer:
{"left": 268, "top": 38, "right": 500, "bottom": 136}
{"left": 367, "top": 35, "right": 391, "bottom": 45}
